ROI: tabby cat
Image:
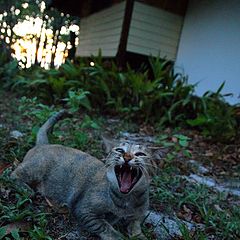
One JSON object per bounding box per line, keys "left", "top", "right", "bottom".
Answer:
{"left": 11, "top": 111, "right": 151, "bottom": 240}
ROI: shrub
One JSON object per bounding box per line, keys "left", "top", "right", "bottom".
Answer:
{"left": 187, "top": 82, "right": 238, "bottom": 141}
{"left": 0, "top": 47, "right": 19, "bottom": 87}
{"left": 1, "top": 54, "right": 239, "bottom": 142}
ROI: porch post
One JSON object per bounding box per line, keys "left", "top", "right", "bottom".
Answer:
{"left": 116, "top": 0, "right": 134, "bottom": 69}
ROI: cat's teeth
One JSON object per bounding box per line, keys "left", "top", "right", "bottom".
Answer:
{"left": 120, "top": 165, "right": 122, "bottom": 168}
{"left": 130, "top": 167, "right": 133, "bottom": 171}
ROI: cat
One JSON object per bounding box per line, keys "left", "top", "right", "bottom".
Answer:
{"left": 11, "top": 110, "right": 151, "bottom": 240}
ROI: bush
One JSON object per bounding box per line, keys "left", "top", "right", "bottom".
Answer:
{"left": 0, "top": 46, "right": 19, "bottom": 86}
{"left": 187, "top": 82, "right": 238, "bottom": 141}
{"left": 1, "top": 54, "right": 239, "bottom": 142}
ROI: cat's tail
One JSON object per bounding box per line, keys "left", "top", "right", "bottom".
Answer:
{"left": 36, "top": 110, "right": 68, "bottom": 145}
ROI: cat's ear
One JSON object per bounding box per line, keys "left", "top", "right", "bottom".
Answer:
{"left": 101, "top": 134, "right": 119, "bottom": 154}
{"left": 147, "top": 146, "right": 168, "bottom": 160}
{"left": 145, "top": 146, "right": 168, "bottom": 175}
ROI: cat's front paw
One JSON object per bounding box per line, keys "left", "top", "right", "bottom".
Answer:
{"left": 131, "top": 233, "right": 148, "bottom": 240}
{"left": 138, "top": 234, "right": 148, "bottom": 240}
{"left": 99, "top": 228, "right": 124, "bottom": 240}
{"left": 100, "top": 234, "right": 123, "bottom": 240}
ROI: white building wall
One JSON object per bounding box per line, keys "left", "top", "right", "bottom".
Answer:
{"left": 127, "top": 1, "right": 183, "bottom": 60}
{"left": 176, "top": 0, "right": 240, "bottom": 104}
{"left": 76, "top": 1, "right": 183, "bottom": 60}
{"left": 76, "top": 2, "right": 125, "bottom": 57}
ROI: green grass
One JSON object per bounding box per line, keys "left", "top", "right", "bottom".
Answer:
{"left": 151, "top": 169, "right": 240, "bottom": 239}
{"left": 0, "top": 96, "right": 104, "bottom": 239}
{"left": 0, "top": 170, "right": 52, "bottom": 240}
{"left": 2, "top": 53, "right": 238, "bottom": 142}
{"left": 149, "top": 130, "right": 240, "bottom": 239}
{"left": 0, "top": 94, "right": 239, "bottom": 239}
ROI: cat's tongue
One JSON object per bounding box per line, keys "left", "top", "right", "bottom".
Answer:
{"left": 120, "top": 169, "right": 132, "bottom": 193}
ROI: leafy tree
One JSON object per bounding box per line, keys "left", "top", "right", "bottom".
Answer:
{"left": 0, "top": 0, "right": 79, "bottom": 68}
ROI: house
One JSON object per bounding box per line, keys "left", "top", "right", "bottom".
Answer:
{"left": 75, "top": 0, "right": 186, "bottom": 65}
{"left": 53, "top": 0, "right": 240, "bottom": 104}
{"left": 176, "top": 0, "right": 240, "bottom": 105}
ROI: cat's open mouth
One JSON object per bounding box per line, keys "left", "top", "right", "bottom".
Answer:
{"left": 114, "top": 164, "right": 142, "bottom": 194}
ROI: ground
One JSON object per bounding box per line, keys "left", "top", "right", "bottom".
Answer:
{"left": 0, "top": 89, "right": 239, "bottom": 239}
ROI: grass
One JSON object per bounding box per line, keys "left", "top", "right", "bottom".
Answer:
{"left": 0, "top": 94, "right": 104, "bottom": 238}
{"left": 2, "top": 54, "right": 238, "bottom": 143}
{"left": 151, "top": 169, "right": 240, "bottom": 239}
{"left": 0, "top": 93, "right": 239, "bottom": 239}
{"left": 0, "top": 170, "right": 52, "bottom": 240}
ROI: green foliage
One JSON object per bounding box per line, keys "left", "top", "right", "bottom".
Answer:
{"left": 19, "top": 96, "right": 56, "bottom": 122}
{"left": 80, "top": 115, "right": 100, "bottom": 130}
{"left": 63, "top": 89, "right": 91, "bottom": 113}
{"left": 187, "top": 82, "right": 237, "bottom": 141}
{"left": 0, "top": 127, "right": 33, "bottom": 165}
{"left": 0, "top": 0, "right": 79, "bottom": 68}
{"left": 0, "top": 84, "right": 238, "bottom": 239}
{"left": 29, "top": 225, "right": 52, "bottom": 240}
{"left": 13, "top": 95, "right": 103, "bottom": 158}
{"left": 4, "top": 66, "right": 66, "bottom": 102}
{"left": 1, "top": 52, "right": 239, "bottom": 142}
{"left": 53, "top": 114, "right": 103, "bottom": 157}
{"left": 149, "top": 57, "right": 196, "bottom": 125}
{"left": 179, "top": 223, "right": 207, "bottom": 240}
{"left": 0, "top": 48, "right": 19, "bottom": 87}
{"left": 155, "top": 133, "right": 192, "bottom": 162}
{"left": 151, "top": 171, "right": 240, "bottom": 239}
{"left": 0, "top": 171, "right": 52, "bottom": 239}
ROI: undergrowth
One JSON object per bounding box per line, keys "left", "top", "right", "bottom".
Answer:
{"left": 0, "top": 48, "right": 239, "bottom": 239}
{"left": 0, "top": 50, "right": 239, "bottom": 142}
{"left": 0, "top": 170, "right": 52, "bottom": 240}
{"left": 151, "top": 171, "right": 240, "bottom": 239}
{"left": 0, "top": 95, "right": 239, "bottom": 239}
{"left": 150, "top": 136, "right": 240, "bottom": 240}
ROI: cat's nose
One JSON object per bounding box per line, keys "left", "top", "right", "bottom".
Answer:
{"left": 123, "top": 152, "right": 134, "bottom": 162}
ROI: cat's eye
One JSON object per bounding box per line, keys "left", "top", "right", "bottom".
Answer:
{"left": 135, "top": 152, "right": 147, "bottom": 157}
{"left": 115, "top": 148, "right": 125, "bottom": 154}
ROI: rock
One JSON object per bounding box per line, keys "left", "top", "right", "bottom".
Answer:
{"left": 188, "top": 160, "right": 209, "bottom": 174}
{"left": 187, "top": 174, "right": 216, "bottom": 187}
{"left": 64, "top": 231, "right": 82, "bottom": 240}
{"left": 63, "top": 211, "right": 202, "bottom": 240}
{"left": 185, "top": 174, "right": 240, "bottom": 197}
{"left": 10, "top": 130, "right": 24, "bottom": 139}
{"left": 145, "top": 211, "right": 202, "bottom": 239}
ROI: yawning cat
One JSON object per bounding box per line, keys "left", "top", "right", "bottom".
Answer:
{"left": 11, "top": 111, "right": 151, "bottom": 240}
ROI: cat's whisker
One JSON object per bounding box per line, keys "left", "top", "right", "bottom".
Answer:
{"left": 140, "top": 165, "right": 149, "bottom": 177}
{"left": 106, "top": 162, "right": 115, "bottom": 169}
{"left": 143, "top": 162, "right": 158, "bottom": 169}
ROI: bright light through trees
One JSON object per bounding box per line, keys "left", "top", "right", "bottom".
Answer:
{"left": 0, "top": 0, "right": 79, "bottom": 69}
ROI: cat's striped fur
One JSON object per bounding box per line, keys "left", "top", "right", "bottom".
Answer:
{"left": 11, "top": 111, "right": 150, "bottom": 240}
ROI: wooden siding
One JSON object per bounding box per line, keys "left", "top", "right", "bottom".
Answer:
{"left": 127, "top": 1, "right": 184, "bottom": 59}
{"left": 76, "top": 2, "right": 125, "bottom": 57}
